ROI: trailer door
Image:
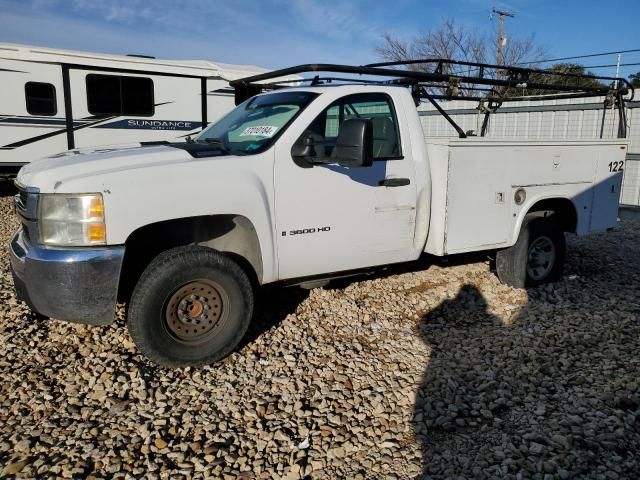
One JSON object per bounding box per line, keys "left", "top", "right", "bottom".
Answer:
{"left": 0, "top": 58, "right": 67, "bottom": 168}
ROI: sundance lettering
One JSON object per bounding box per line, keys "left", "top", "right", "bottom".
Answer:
{"left": 127, "top": 120, "right": 194, "bottom": 130}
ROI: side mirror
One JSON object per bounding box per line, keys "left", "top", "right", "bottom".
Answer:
{"left": 335, "top": 118, "right": 374, "bottom": 168}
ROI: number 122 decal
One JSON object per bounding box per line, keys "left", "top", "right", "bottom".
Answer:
{"left": 609, "top": 161, "right": 624, "bottom": 172}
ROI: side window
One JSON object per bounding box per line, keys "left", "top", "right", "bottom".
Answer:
{"left": 25, "top": 82, "right": 57, "bottom": 116}
{"left": 324, "top": 104, "right": 340, "bottom": 138}
{"left": 86, "top": 74, "right": 154, "bottom": 116}
{"left": 301, "top": 93, "right": 401, "bottom": 160}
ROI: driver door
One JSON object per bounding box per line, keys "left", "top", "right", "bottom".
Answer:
{"left": 273, "top": 92, "right": 417, "bottom": 280}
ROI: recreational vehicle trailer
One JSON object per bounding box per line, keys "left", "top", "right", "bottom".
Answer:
{"left": 0, "top": 43, "right": 277, "bottom": 177}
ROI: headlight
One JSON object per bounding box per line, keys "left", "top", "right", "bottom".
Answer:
{"left": 39, "top": 193, "right": 106, "bottom": 246}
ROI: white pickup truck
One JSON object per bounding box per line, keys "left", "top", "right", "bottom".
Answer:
{"left": 10, "top": 61, "right": 629, "bottom": 367}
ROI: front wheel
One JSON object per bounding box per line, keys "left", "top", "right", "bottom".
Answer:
{"left": 496, "top": 216, "right": 566, "bottom": 288}
{"left": 127, "top": 246, "right": 254, "bottom": 367}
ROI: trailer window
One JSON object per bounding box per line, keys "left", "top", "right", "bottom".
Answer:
{"left": 25, "top": 82, "right": 57, "bottom": 116}
{"left": 86, "top": 74, "right": 154, "bottom": 116}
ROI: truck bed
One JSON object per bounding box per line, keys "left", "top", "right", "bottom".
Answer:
{"left": 423, "top": 138, "right": 627, "bottom": 256}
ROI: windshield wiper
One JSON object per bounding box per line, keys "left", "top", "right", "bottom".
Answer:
{"left": 195, "top": 137, "right": 231, "bottom": 152}
{"left": 200, "top": 137, "right": 226, "bottom": 146}
{"left": 194, "top": 137, "right": 249, "bottom": 156}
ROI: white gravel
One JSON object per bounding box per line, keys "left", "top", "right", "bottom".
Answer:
{"left": 0, "top": 192, "right": 639, "bottom": 479}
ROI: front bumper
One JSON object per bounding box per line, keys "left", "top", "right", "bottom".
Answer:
{"left": 9, "top": 228, "right": 125, "bottom": 325}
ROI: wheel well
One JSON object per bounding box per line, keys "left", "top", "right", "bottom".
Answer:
{"left": 118, "top": 215, "right": 262, "bottom": 302}
{"left": 526, "top": 198, "right": 577, "bottom": 233}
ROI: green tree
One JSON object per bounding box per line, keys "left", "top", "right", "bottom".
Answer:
{"left": 629, "top": 72, "right": 640, "bottom": 87}
{"left": 514, "top": 63, "right": 607, "bottom": 96}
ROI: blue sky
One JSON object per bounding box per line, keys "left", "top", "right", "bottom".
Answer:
{"left": 1, "top": 0, "right": 639, "bottom": 78}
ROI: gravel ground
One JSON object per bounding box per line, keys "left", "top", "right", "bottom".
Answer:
{"left": 0, "top": 192, "right": 639, "bottom": 479}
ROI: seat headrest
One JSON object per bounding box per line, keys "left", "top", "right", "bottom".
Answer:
{"left": 371, "top": 116, "right": 394, "bottom": 139}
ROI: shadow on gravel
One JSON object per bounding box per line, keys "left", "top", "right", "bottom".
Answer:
{"left": 0, "top": 180, "right": 16, "bottom": 198}
{"left": 238, "top": 285, "right": 310, "bottom": 350}
{"left": 326, "top": 251, "right": 491, "bottom": 292}
{"left": 414, "top": 277, "right": 640, "bottom": 479}
{"left": 240, "top": 251, "right": 490, "bottom": 349}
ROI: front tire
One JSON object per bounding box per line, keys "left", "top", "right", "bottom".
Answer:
{"left": 496, "top": 216, "right": 566, "bottom": 288}
{"left": 127, "top": 246, "right": 254, "bottom": 367}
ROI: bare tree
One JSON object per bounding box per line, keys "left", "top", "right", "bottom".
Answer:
{"left": 499, "top": 33, "right": 547, "bottom": 67}
{"left": 376, "top": 18, "right": 549, "bottom": 95}
{"left": 377, "top": 19, "right": 487, "bottom": 75}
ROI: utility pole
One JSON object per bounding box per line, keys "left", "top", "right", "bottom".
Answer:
{"left": 614, "top": 53, "right": 622, "bottom": 88}
{"left": 612, "top": 53, "right": 622, "bottom": 137}
{"left": 492, "top": 8, "right": 515, "bottom": 75}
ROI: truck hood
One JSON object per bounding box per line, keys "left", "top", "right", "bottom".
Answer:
{"left": 17, "top": 143, "right": 196, "bottom": 192}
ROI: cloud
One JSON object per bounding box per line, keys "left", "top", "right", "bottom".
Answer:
{"left": 58, "top": 0, "right": 384, "bottom": 45}
{"left": 8, "top": 0, "right": 519, "bottom": 67}
{"left": 0, "top": 2, "right": 381, "bottom": 67}
{"left": 285, "top": 0, "right": 377, "bottom": 42}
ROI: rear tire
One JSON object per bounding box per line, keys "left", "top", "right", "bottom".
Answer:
{"left": 496, "top": 216, "right": 566, "bottom": 288}
{"left": 127, "top": 246, "right": 254, "bottom": 367}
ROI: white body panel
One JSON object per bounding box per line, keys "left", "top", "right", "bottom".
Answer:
{"left": 0, "top": 43, "right": 274, "bottom": 170}
{"left": 272, "top": 87, "right": 420, "bottom": 279}
{"left": 424, "top": 139, "right": 626, "bottom": 256}
{"left": 418, "top": 96, "right": 640, "bottom": 207}
{"left": 16, "top": 85, "right": 627, "bottom": 284}
{"left": 17, "top": 145, "right": 281, "bottom": 283}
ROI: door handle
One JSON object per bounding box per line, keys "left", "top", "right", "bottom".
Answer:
{"left": 379, "top": 177, "right": 410, "bottom": 187}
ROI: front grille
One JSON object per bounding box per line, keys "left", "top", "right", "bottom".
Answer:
{"left": 14, "top": 184, "right": 40, "bottom": 243}
{"left": 14, "top": 187, "right": 28, "bottom": 219}
{"left": 18, "top": 189, "right": 28, "bottom": 209}
{"left": 14, "top": 184, "right": 38, "bottom": 219}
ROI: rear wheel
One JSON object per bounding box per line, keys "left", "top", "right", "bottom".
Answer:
{"left": 127, "top": 246, "right": 254, "bottom": 367}
{"left": 496, "top": 216, "right": 566, "bottom": 288}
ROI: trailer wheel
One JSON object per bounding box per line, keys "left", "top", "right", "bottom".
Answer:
{"left": 496, "top": 216, "right": 566, "bottom": 288}
{"left": 127, "top": 246, "right": 254, "bottom": 367}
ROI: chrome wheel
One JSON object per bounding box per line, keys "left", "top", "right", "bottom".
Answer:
{"left": 164, "top": 279, "right": 227, "bottom": 343}
{"left": 527, "top": 236, "right": 556, "bottom": 281}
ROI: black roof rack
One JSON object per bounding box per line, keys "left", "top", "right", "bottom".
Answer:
{"left": 228, "top": 59, "right": 634, "bottom": 139}
{"left": 126, "top": 54, "right": 156, "bottom": 59}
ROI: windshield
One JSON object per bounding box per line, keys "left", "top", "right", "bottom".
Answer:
{"left": 195, "top": 91, "right": 318, "bottom": 155}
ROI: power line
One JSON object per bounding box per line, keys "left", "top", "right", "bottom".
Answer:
{"left": 430, "top": 62, "right": 640, "bottom": 81}
{"left": 581, "top": 62, "right": 640, "bottom": 69}
{"left": 443, "top": 61, "right": 640, "bottom": 79}
{"left": 517, "top": 48, "right": 640, "bottom": 66}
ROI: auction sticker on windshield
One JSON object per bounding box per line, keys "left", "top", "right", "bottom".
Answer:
{"left": 240, "top": 126, "right": 279, "bottom": 137}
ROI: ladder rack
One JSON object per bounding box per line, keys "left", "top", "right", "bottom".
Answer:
{"left": 228, "top": 59, "right": 634, "bottom": 139}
